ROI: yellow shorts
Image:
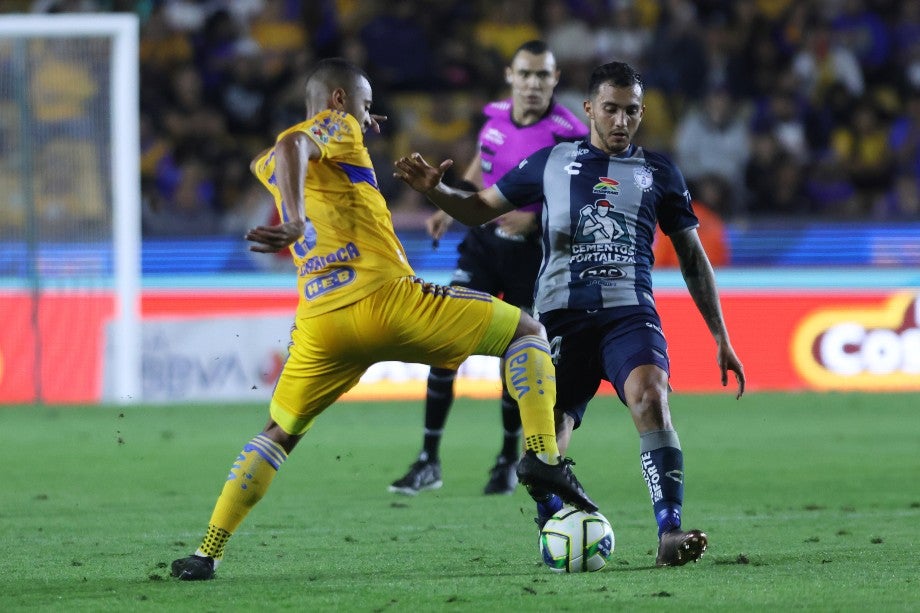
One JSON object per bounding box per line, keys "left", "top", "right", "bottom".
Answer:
{"left": 270, "top": 276, "right": 521, "bottom": 434}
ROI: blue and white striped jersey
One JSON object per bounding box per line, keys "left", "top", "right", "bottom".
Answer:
{"left": 494, "top": 141, "right": 699, "bottom": 314}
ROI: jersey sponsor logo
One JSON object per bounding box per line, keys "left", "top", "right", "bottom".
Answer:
{"left": 792, "top": 292, "right": 920, "bottom": 389}
{"left": 575, "top": 199, "right": 628, "bottom": 243}
{"left": 483, "top": 127, "right": 506, "bottom": 145}
{"left": 578, "top": 264, "right": 626, "bottom": 279}
{"left": 571, "top": 242, "right": 635, "bottom": 263}
{"left": 304, "top": 267, "right": 356, "bottom": 300}
{"left": 645, "top": 321, "right": 664, "bottom": 336}
{"left": 298, "top": 242, "right": 361, "bottom": 275}
{"left": 633, "top": 165, "right": 654, "bottom": 191}
{"left": 573, "top": 147, "right": 590, "bottom": 157}
{"left": 563, "top": 161, "right": 581, "bottom": 175}
{"left": 592, "top": 177, "right": 620, "bottom": 196}
{"left": 578, "top": 264, "right": 625, "bottom": 280}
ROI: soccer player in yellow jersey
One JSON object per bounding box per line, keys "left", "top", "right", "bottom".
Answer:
{"left": 170, "top": 58, "right": 597, "bottom": 581}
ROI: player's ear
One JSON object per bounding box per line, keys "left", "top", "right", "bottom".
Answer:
{"left": 330, "top": 87, "right": 347, "bottom": 111}
{"left": 583, "top": 99, "right": 592, "bottom": 120}
{"left": 505, "top": 66, "right": 513, "bottom": 86}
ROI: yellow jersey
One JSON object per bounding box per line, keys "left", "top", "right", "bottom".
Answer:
{"left": 252, "top": 110, "right": 415, "bottom": 318}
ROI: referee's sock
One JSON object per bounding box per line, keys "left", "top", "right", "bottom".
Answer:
{"left": 194, "top": 433, "right": 288, "bottom": 564}
{"left": 503, "top": 335, "right": 559, "bottom": 463}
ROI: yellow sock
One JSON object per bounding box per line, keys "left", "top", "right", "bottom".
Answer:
{"left": 195, "top": 434, "right": 287, "bottom": 562}
{"left": 503, "top": 335, "right": 560, "bottom": 462}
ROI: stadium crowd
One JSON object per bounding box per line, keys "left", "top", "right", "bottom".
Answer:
{"left": 9, "top": 0, "right": 920, "bottom": 236}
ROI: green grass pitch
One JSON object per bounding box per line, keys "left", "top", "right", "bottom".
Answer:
{"left": 0, "top": 392, "right": 917, "bottom": 611}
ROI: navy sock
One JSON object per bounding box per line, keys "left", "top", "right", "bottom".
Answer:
{"left": 421, "top": 367, "right": 456, "bottom": 462}
{"left": 536, "top": 493, "right": 563, "bottom": 520}
{"left": 639, "top": 430, "right": 685, "bottom": 537}
{"left": 499, "top": 387, "right": 522, "bottom": 460}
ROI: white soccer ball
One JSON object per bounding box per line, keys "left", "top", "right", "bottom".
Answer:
{"left": 539, "top": 506, "right": 615, "bottom": 573}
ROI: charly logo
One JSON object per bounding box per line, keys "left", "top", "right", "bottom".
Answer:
{"left": 791, "top": 293, "right": 920, "bottom": 390}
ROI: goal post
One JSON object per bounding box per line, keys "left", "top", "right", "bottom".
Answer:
{"left": 0, "top": 14, "right": 141, "bottom": 404}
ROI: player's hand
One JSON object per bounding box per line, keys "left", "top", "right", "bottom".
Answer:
{"left": 717, "top": 341, "right": 746, "bottom": 399}
{"left": 394, "top": 152, "right": 453, "bottom": 194}
{"left": 425, "top": 209, "right": 454, "bottom": 240}
{"left": 496, "top": 210, "right": 537, "bottom": 236}
{"left": 246, "top": 220, "right": 305, "bottom": 253}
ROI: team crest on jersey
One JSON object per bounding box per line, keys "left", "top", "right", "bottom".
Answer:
{"left": 633, "top": 165, "right": 654, "bottom": 192}
{"left": 592, "top": 177, "right": 620, "bottom": 196}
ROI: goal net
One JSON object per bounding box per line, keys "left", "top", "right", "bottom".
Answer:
{"left": 0, "top": 14, "right": 140, "bottom": 404}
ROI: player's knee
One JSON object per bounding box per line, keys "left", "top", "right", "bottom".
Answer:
{"left": 513, "top": 311, "right": 546, "bottom": 341}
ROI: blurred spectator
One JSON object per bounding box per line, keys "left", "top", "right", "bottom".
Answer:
{"left": 751, "top": 77, "right": 811, "bottom": 162}
{"left": 830, "top": 96, "right": 895, "bottom": 214}
{"left": 872, "top": 172, "right": 920, "bottom": 220}
{"left": 644, "top": 0, "right": 709, "bottom": 108}
{"left": 144, "top": 153, "right": 221, "bottom": 236}
{"left": 791, "top": 19, "right": 864, "bottom": 102}
{"left": 248, "top": 0, "right": 306, "bottom": 80}
{"left": 829, "top": 0, "right": 891, "bottom": 85}
{"left": 673, "top": 85, "right": 750, "bottom": 213}
{"left": 473, "top": 0, "right": 541, "bottom": 64}
{"left": 216, "top": 39, "right": 273, "bottom": 147}
{"left": 890, "top": 87, "right": 920, "bottom": 182}
{"left": 359, "top": 0, "right": 434, "bottom": 91}
{"left": 805, "top": 154, "right": 859, "bottom": 218}
{"left": 745, "top": 128, "right": 811, "bottom": 217}
{"left": 594, "top": 1, "right": 652, "bottom": 69}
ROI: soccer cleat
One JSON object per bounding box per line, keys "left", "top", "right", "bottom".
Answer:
{"left": 170, "top": 554, "right": 216, "bottom": 581}
{"left": 483, "top": 455, "right": 518, "bottom": 495}
{"left": 655, "top": 529, "right": 709, "bottom": 567}
{"left": 516, "top": 450, "right": 598, "bottom": 513}
{"left": 388, "top": 459, "right": 442, "bottom": 495}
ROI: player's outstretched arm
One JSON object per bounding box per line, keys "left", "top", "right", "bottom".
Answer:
{"left": 670, "top": 228, "right": 746, "bottom": 398}
{"left": 394, "top": 152, "right": 512, "bottom": 226}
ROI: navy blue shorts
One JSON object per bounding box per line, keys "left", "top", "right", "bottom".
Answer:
{"left": 450, "top": 224, "right": 541, "bottom": 311}
{"left": 540, "top": 307, "right": 670, "bottom": 428}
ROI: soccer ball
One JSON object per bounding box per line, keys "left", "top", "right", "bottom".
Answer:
{"left": 539, "top": 506, "right": 614, "bottom": 573}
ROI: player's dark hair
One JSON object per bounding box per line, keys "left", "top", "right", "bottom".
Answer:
{"left": 588, "top": 62, "right": 643, "bottom": 97}
{"left": 307, "top": 57, "right": 368, "bottom": 92}
{"left": 512, "top": 40, "right": 550, "bottom": 59}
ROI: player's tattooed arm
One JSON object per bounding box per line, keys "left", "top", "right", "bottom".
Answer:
{"left": 671, "top": 227, "right": 746, "bottom": 398}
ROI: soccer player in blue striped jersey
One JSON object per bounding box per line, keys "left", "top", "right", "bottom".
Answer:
{"left": 169, "top": 58, "right": 597, "bottom": 581}
{"left": 394, "top": 61, "right": 745, "bottom": 567}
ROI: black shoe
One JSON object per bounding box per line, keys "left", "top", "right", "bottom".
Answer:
{"left": 388, "top": 459, "right": 442, "bottom": 495}
{"left": 170, "top": 555, "right": 215, "bottom": 581}
{"left": 516, "top": 450, "right": 598, "bottom": 513}
{"left": 656, "top": 529, "right": 708, "bottom": 566}
{"left": 483, "top": 456, "right": 518, "bottom": 495}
